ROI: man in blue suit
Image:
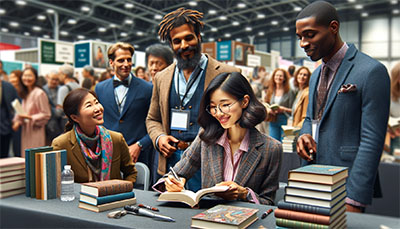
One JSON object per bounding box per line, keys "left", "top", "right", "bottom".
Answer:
{"left": 295, "top": 1, "right": 390, "bottom": 212}
{"left": 95, "top": 42, "right": 153, "bottom": 170}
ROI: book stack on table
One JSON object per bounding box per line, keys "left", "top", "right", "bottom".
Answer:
{"left": 275, "top": 164, "right": 348, "bottom": 229}
{"left": 281, "top": 125, "right": 300, "bottom": 153}
{"left": 79, "top": 179, "right": 136, "bottom": 212}
{"left": 0, "top": 157, "right": 26, "bottom": 198}
{"left": 24, "top": 146, "right": 67, "bottom": 200}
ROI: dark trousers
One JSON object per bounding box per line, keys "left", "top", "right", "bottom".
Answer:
{"left": 0, "top": 134, "right": 11, "bottom": 158}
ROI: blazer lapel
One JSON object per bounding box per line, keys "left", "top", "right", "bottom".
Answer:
{"left": 234, "top": 129, "right": 263, "bottom": 186}
{"left": 69, "top": 130, "right": 87, "bottom": 170}
{"left": 321, "top": 45, "right": 356, "bottom": 122}
{"left": 160, "top": 64, "right": 175, "bottom": 134}
{"left": 120, "top": 76, "right": 138, "bottom": 118}
{"left": 104, "top": 79, "right": 120, "bottom": 116}
{"left": 308, "top": 68, "right": 321, "bottom": 119}
{"left": 208, "top": 144, "right": 225, "bottom": 185}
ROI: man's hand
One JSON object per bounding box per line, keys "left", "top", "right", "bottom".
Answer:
{"left": 296, "top": 134, "right": 316, "bottom": 161}
{"left": 12, "top": 122, "right": 21, "bottom": 132}
{"left": 158, "top": 135, "right": 179, "bottom": 158}
{"left": 165, "top": 175, "right": 186, "bottom": 192}
{"left": 128, "top": 144, "right": 141, "bottom": 163}
{"left": 215, "top": 181, "right": 248, "bottom": 201}
{"left": 346, "top": 204, "right": 363, "bottom": 213}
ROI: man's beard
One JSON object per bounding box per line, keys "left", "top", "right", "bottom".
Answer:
{"left": 175, "top": 42, "right": 202, "bottom": 70}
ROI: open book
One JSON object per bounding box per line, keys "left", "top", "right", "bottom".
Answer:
{"left": 388, "top": 116, "right": 400, "bottom": 129}
{"left": 157, "top": 185, "right": 229, "bottom": 208}
{"left": 11, "top": 99, "right": 27, "bottom": 116}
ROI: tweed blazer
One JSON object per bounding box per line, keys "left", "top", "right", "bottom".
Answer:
{"left": 52, "top": 128, "right": 137, "bottom": 184}
{"left": 146, "top": 54, "right": 240, "bottom": 175}
{"left": 172, "top": 128, "right": 282, "bottom": 205}
{"left": 292, "top": 87, "right": 309, "bottom": 128}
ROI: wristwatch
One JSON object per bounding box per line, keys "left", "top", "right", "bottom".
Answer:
{"left": 136, "top": 141, "right": 143, "bottom": 148}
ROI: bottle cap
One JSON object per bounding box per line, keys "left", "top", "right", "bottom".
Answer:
{"left": 64, "top": 165, "right": 71, "bottom": 170}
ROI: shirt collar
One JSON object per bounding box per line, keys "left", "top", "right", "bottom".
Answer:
{"left": 322, "top": 42, "right": 349, "bottom": 72}
{"left": 216, "top": 129, "right": 250, "bottom": 153}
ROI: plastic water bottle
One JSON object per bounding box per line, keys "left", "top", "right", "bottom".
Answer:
{"left": 61, "top": 165, "right": 75, "bottom": 201}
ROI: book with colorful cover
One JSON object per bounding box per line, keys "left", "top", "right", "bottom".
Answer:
{"left": 285, "top": 183, "right": 346, "bottom": 200}
{"left": 191, "top": 205, "right": 259, "bottom": 229}
{"left": 79, "top": 191, "right": 135, "bottom": 206}
{"left": 78, "top": 197, "right": 137, "bottom": 213}
{"left": 288, "top": 164, "right": 348, "bottom": 185}
{"left": 284, "top": 190, "right": 346, "bottom": 208}
{"left": 81, "top": 179, "right": 134, "bottom": 197}
{"left": 25, "top": 146, "right": 53, "bottom": 197}
{"left": 276, "top": 211, "right": 347, "bottom": 229}
{"left": 277, "top": 199, "right": 345, "bottom": 216}
{"left": 288, "top": 178, "right": 346, "bottom": 192}
{"left": 274, "top": 205, "right": 346, "bottom": 225}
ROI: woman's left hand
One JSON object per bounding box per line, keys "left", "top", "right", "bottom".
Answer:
{"left": 18, "top": 114, "right": 32, "bottom": 120}
{"left": 215, "top": 181, "right": 248, "bottom": 201}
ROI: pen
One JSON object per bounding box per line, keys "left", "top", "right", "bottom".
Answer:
{"left": 124, "top": 205, "right": 175, "bottom": 222}
{"left": 169, "top": 166, "right": 181, "bottom": 182}
{"left": 138, "top": 203, "right": 159, "bottom": 212}
{"left": 261, "top": 209, "right": 273, "bottom": 219}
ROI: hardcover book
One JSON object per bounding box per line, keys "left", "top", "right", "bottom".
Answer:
{"left": 78, "top": 197, "right": 136, "bottom": 213}
{"left": 277, "top": 199, "right": 345, "bottom": 216}
{"left": 0, "top": 179, "right": 25, "bottom": 192}
{"left": 274, "top": 205, "right": 346, "bottom": 225}
{"left": 0, "top": 187, "right": 25, "bottom": 199}
{"left": 288, "top": 164, "right": 348, "bottom": 185}
{"left": 284, "top": 190, "right": 346, "bottom": 208}
{"left": 158, "top": 185, "right": 229, "bottom": 208}
{"left": 191, "top": 205, "right": 259, "bottom": 229}
{"left": 276, "top": 211, "right": 347, "bottom": 229}
{"left": 0, "top": 157, "right": 25, "bottom": 172}
{"left": 81, "top": 179, "right": 134, "bottom": 197}
{"left": 79, "top": 191, "right": 135, "bottom": 206}
{"left": 285, "top": 184, "right": 346, "bottom": 200}
{"left": 25, "top": 146, "right": 53, "bottom": 197}
{"left": 288, "top": 178, "right": 346, "bottom": 192}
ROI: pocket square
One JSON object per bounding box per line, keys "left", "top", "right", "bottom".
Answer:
{"left": 338, "top": 83, "right": 357, "bottom": 94}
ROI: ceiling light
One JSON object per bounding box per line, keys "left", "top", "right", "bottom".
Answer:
{"left": 361, "top": 12, "right": 369, "bottom": 17}
{"left": 0, "top": 8, "right": 5, "bottom": 14}
{"left": 271, "top": 20, "right": 278, "bottom": 25}
{"left": 16, "top": 0, "right": 26, "bottom": 6}
{"left": 125, "top": 19, "right": 133, "bottom": 24}
{"left": 355, "top": 4, "right": 363, "bottom": 10}
{"left": 208, "top": 38, "right": 215, "bottom": 42}
{"left": 109, "top": 24, "right": 117, "bottom": 28}
{"left": 81, "top": 6, "right": 90, "bottom": 12}
{"left": 98, "top": 27, "right": 106, "bottom": 32}
{"left": 10, "top": 22, "right": 19, "bottom": 27}
{"left": 32, "top": 26, "right": 41, "bottom": 31}
{"left": 124, "top": 3, "right": 134, "bottom": 9}
{"left": 283, "top": 27, "right": 289, "bottom": 31}
{"left": 137, "top": 31, "right": 144, "bottom": 36}
{"left": 237, "top": 3, "right": 246, "bottom": 8}
{"left": 257, "top": 14, "right": 265, "bottom": 19}
{"left": 77, "top": 35, "right": 85, "bottom": 39}
{"left": 43, "top": 35, "right": 50, "bottom": 39}
{"left": 37, "top": 15, "right": 46, "bottom": 20}
{"left": 232, "top": 21, "right": 240, "bottom": 26}
{"left": 236, "top": 38, "right": 242, "bottom": 42}
{"left": 294, "top": 6, "right": 302, "bottom": 12}
{"left": 24, "top": 32, "right": 30, "bottom": 36}
{"left": 347, "top": 0, "right": 356, "bottom": 3}
{"left": 200, "top": 32, "right": 204, "bottom": 36}
{"left": 188, "top": 1, "right": 197, "bottom": 6}
{"left": 211, "top": 27, "right": 218, "bottom": 32}
{"left": 68, "top": 19, "right": 77, "bottom": 24}
{"left": 394, "top": 9, "right": 400, "bottom": 14}
{"left": 219, "top": 15, "right": 227, "bottom": 20}
{"left": 120, "top": 32, "right": 128, "bottom": 37}
{"left": 1, "top": 28, "right": 9, "bottom": 33}
{"left": 134, "top": 44, "right": 139, "bottom": 49}
{"left": 154, "top": 14, "right": 162, "bottom": 20}
{"left": 60, "top": 31, "right": 69, "bottom": 36}
{"left": 46, "top": 9, "right": 55, "bottom": 14}
{"left": 258, "top": 31, "right": 265, "bottom": 36}
{"left": 391, "top": 0, "right": 398, "bottom": 4}
{"left": 224, "top": 33, "right": 231, "bottom": 38}
{"left": 209, "top": 9, "right": 217, "bottom": 15}
{"left": 245, "top": 27, "right": 252, "bottom": 31}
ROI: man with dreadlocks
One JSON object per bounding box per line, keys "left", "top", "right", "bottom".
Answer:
{"left": 146, "top": 8, "right": 240, "bottom": 191}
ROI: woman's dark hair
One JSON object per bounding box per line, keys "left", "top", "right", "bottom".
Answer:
{"left": 63, "top": 88, "right": 98, "bottom": 132}
{"left": 198, "top": 72, "right": 266, "bottom": 144}
{"left": 293, "top": 66, "right": 311, "bottom": 89}
{"left": 19, "top": 67, "right": 39, "bottom": 99}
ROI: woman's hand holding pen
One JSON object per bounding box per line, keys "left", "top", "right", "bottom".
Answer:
{"left": 296, "top": 134, "right": 317, "bottom": 162}
{"left": 215, "top": 181, "right": 248, "bottom": 201}
{"left": 165, "top": 175, "right": 186, "bottom": 192}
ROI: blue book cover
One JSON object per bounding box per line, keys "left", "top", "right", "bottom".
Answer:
{"left": 25, "top": 146, "right": 53, "bottom": 197}
{"left": 290, "top": 164, "right": 347, "bottom": 175}
{"left": 289, "top": 164, "right": 348, "bottom": 185}
{"left": 79, "top": 191, "right": 135, "bottom": 206}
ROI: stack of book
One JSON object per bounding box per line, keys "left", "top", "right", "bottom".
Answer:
{"left": 79, "top": 179, "right": 136, "bottom": 212}
{"left": 275, "top": 164, "right": 348, "bottom": 229}
{"left": 0, "top": 157, "right": 26, "bottom": 198}
{"left": 282, "top": 125, "right": 300, "bottom": 153}
{"left": 25, "top": 146, "right": 67, "bottom": 200}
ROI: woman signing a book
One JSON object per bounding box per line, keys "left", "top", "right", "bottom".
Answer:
{"left": 155, "top": 72, "right": 282, "bottom": 205}
{"left": 51, "top": 88, "right": 137, "bottom": 184}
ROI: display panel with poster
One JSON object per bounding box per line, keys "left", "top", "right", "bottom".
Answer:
{"left": 202, "top": 42, "right": 216, "bottom": 59}
{"left": 92, "top": 43, "right": 107, "bottom": 68}
{"left": 233, "top": 41, "right": 254, "bottom": 66}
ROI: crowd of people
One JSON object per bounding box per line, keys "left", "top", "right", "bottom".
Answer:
{"left": 0, "top": 1, "right": 399, "bottom": 213}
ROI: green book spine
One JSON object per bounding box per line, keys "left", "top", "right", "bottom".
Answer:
{"left": 46, "top": 153, "right": 57, "bottom": 199}
{"left": 276, "top": 217, "right": 329, "bottom": 229}
{"left": 28, "top": 146, "right": 53, "bottom": 198}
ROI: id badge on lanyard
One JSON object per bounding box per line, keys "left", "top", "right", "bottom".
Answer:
{"left": 170, "top": 108, "right": 190, "bottom": 131}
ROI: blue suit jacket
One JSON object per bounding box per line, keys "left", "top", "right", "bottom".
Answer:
{"left": 95, "top": 76, "right": 153, "bottom": 164}
{"left": 300, "top": 44, "right": 390, "bottom": 205}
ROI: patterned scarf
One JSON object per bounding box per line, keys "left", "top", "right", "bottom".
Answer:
{"left": 74, "top": 125, "right": 113, "bottom": 181}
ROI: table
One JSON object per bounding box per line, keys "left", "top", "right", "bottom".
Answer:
{"left": 1, "top": 185, "right": 399, "bottom": 228}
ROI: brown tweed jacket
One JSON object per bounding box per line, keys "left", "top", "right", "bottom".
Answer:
{"left": 146, "top": 54, "right": 240, "bottom": 175}
{"left": 51, "top": 128, "right": 137, "bottom": 184}
{"left": 292, "top": 87, "right": 309, "bottom": 128}
{"left": 172, "top": 128, "right": 282, "bottom": 205}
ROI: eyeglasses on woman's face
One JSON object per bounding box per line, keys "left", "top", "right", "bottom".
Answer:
{"left": 206, "top": 98, "right": 242, "bottom": 116}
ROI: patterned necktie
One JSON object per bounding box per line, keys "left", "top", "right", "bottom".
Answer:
{"left": 315, "top": 66, "right": 330, "bottom": 120}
